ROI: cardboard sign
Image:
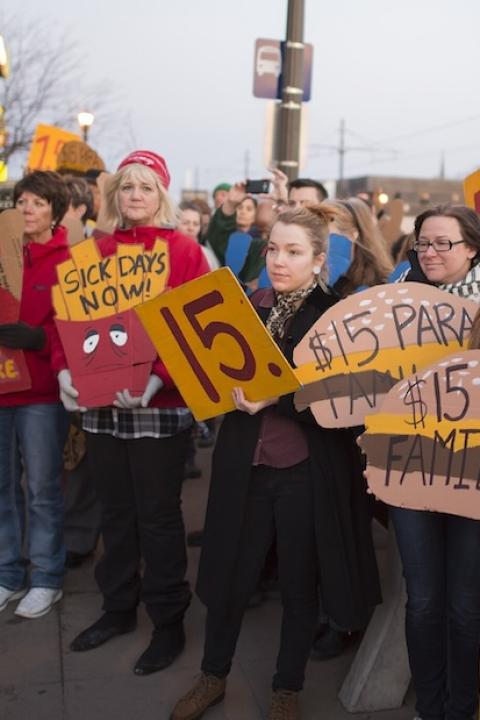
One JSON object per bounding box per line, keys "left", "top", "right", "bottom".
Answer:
{"left": 0, "top": 209, "right": 24, "bottom": 300}
{"left": 56, "top": 141, "right": 105, "bottom": 174}
{"left": 28, "top": 124, "right": 80, "bottom": 172}
{"left": 361, "top": 350, "right": 480, "bottom": 520}
{"left": 293, "top": 283, "right": 476, "bottom": 428}
{"left": 463, "top": 169, "right": 480, "bottom": 213}
{"left": 94, "top": 172, "right": 115, "bottom": 235}
{"left": 54, "top": 237, "right": 170, "bottom": 321}
{"left": 379, "top": 198, "right": 404, "bottom": 245}
{"left": 0, "top": 288, "right": 32, "bottom": 394}
{"left": 53, "top": 237, "right": 167, "bottom": 406}
{"left": 63, "top": 217, "right": 85, "bottom": 247}
{"left": 135, "top": 267, "right": 300, "bottom": 421}
{"left": 0, "top": 210, "right": 31, "bottom": 394}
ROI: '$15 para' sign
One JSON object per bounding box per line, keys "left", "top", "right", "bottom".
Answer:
{"left": 135, "top": 267, "right": 300, "bottom": 420}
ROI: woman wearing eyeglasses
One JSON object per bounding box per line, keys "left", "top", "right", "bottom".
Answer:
{"left": 393, "top": 205, "right": 480, "bottom": 720}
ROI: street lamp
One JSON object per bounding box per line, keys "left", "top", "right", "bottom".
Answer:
{"left": 77, "top": 111, "right": 94, "bottom": 142}
{"left": 0, "top": 35, "right": 9, "bottom": 79}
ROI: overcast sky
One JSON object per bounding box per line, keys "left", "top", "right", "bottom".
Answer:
{"left": 3, "top": 0, "right": 480, "bottom": 199}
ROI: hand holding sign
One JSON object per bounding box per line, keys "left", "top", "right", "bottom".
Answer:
{"left": 135, "top": 267, "right": 300, "bottom": 421}
{"left": 361, "top": 350, "right": 480, "bottom": 520}
{"left": 293, "top": 283, "right": 476, "bottom": 428}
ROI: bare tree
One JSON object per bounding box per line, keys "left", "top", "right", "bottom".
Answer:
{"left": 0, "top": 14, "right": 119, "bottom": 167}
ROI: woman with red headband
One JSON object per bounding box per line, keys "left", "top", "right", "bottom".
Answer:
{"left": 59, "top": 151, "right": 209, "bottom": 675}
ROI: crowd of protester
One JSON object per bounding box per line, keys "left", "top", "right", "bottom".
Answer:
{"left": 1, "top": 153, "right": 480, "bottom": 720}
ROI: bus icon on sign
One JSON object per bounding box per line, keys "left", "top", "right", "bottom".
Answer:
{"left": 256, "top": 45, "right": 281, "bottom": 78}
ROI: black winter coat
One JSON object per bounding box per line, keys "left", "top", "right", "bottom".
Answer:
{"left": 196, "top": 285, "right": 382, "bottom": 630}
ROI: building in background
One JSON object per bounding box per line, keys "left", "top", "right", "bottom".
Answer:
{"left": 337, "top": 175, "right": 463, "bottom": 217}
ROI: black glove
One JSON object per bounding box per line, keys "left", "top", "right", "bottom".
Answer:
{"left": 0, "top": 322, "right": 46, "bottom": 351}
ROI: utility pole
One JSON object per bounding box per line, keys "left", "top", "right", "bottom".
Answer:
{"left": 275, "top": 0, "right": 304, "bottom": 182}
{"left": 244, "top": 149, "right": 250, "bottom": 179}
{"left": 338, "top": 118, "right": 346, "bottom": 182}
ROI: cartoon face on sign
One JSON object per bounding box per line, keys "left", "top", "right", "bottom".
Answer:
{"left": 53, "top": 236, "right": 170, "bottom": 407}
{"left": 56, "top": 310, "right": 156, "bottom": 407}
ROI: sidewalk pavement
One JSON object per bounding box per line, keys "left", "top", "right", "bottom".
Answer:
{"left": 0, "top": 444, "right": 415, "bottom": 720}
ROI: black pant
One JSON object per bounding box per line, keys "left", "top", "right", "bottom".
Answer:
{"left": 86, "top": 431, "right": 191, "bottom": 629}
{"left": 202, "top": 461, "right": 318, "bottom": 691}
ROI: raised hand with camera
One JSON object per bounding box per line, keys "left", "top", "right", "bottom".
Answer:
{"left": 222, "top": 182, "right": 247, "bottom": 216}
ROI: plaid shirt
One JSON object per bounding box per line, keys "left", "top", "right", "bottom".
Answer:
{"left": 82, "top": 407, "right": 193, "bottom": 440}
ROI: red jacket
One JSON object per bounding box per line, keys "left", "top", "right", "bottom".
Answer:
{"left": 98, "top": 226, "right": 210, "bottom": 408}
{"left": 0, "top": 226, "right": 70, "bottom": 407}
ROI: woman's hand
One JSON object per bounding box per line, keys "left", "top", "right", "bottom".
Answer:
{"left": 269, "top": 168, "right": 289, "bottom": 206}
{"left": 232, "top": 386, "right": 278, "bottom": 415}
{"left": 113, "top": 375, "right": 164, "bottom": 410}
{"left": 113, "top": 389, "right": 142, "bottom": 410}
{"left": 222, "top": 182, "right": 247, "bottom": 215}
{"left": 58, "top": 369, "right": 86, "bottom": 412}
{"left": 0, "top": 322, "right": 46, "bottom": 351}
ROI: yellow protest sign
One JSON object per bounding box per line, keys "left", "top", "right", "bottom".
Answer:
{"left": 28, "top": 124, "right": 80, "bottom": 172}
{"left": 54, "top": 237, "right": 170, "bottom": 321}
{"left": 135, "top": 267, "right": 301, "bottom": 421}
{"left": 463, "top": 169, "right": 480, "bottom": 212}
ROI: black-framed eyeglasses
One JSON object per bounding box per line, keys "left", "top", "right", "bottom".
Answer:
{"left": 413, "top": 239, "right": 465, "bottom": 253}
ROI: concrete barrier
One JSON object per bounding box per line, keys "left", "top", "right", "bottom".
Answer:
{"left": 339, "top": 524, "right": 411, "bottom": 712}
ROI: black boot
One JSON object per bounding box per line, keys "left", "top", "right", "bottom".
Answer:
{"left": 134, "top": 623, "right": 185, "bottom": 675}
{"left": 70, "top": 611, "right": 137, "bottom": 652}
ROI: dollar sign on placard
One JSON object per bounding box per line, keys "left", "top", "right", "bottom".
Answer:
{"left": 403, "top": 377, "right": 428, "bottom": 429}
{"left": 309, "top": 330, "right": 332, "bottom": 372}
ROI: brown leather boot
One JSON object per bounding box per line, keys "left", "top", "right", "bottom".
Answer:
{"left": 267, "top": 689, "right": 300, "bottom": 720}
{"left": 170, "top": 672, "right": 226, "bottom": 720}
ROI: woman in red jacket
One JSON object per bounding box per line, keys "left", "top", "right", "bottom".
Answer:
{"left": 0, "top": 171, "right": 71, "bottom": 619}
{"left": 60, "top": 151, "right": 209, "bottom": 675}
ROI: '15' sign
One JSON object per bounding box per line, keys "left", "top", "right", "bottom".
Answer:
{"left": 135, "top": 268, "right": 300, "bottom": 420}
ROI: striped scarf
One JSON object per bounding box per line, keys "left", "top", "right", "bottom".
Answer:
{"left": 266, "top": 283, "right": 316, "bottom": 339}
{"left": 438, "top": 262, "right": 480, "bottom": 304}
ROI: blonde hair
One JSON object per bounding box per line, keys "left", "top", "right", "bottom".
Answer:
{"left": 322, "top": 197, "right": 393, "bottom": 296}
{"left": 103, "top": 163, "right": 177, "bottom": 228}
{"left": 270, "top": 204, "right": 330, "bottom": 283}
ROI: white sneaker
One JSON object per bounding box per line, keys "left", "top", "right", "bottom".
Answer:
{"left": 14, "top": 587, "right": 63, "bottom": 619}
{"left": 0, "top": 586, "right": 27, "bottom": 612}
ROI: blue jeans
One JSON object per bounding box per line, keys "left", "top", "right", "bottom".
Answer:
{"left": 0, "top": 404, "right": 69, "bottom": 590}
{"left": 391, "top": 507, "right": 480, "bottom": 720}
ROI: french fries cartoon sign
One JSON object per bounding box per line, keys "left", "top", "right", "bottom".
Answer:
{"left": 53, "top": 237, "right": 168, "bottom": 406}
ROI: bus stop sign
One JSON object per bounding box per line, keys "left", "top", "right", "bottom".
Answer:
{"left": 253, "top": 38, "right": 313, "bottom": 102}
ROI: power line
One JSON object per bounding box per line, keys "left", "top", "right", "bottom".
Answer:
{"left": 374, "top": 114, "right": 480, "bottom": 145}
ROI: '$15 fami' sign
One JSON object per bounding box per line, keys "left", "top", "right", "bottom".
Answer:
{"left": 362, "top": 350, "right": 480, "bottom": 520}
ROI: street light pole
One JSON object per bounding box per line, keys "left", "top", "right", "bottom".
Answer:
{"left": 77, "top": 111, "right": 94, "bottom": 144}
{"left": 275, "top": 0, "right": 305, "bottom": 182}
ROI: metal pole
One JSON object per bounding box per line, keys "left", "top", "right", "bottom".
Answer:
{"left": 275, "top": 0, "right": 305, "bottom": 182}
{"left": 244, "top": 149, "right": 250, "bottom": 179}
{"left": 338, "top": 117, "right": 345, "bottom": 182}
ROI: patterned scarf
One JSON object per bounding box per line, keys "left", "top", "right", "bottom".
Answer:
{"left": 438, "top": 262, "right": 480, "bottom": 304}
{"left": 266, "top": 283, "right": 317, "bottom": 339}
